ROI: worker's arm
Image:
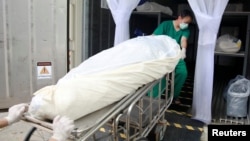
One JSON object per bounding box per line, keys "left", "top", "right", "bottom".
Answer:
{"left": 181, "top": 36, "right": 188, "bottom": 49}
{"left": 0, "top": 103, "right": 28, "bottom": 128}
{"left": 180, "top": 36, "right": 188, "bottom": 59}
{"left": 48, "top": 138, "right": 58, "bottom": 141}
{"left": 0, "top": 118, "right": 9, "bottom": 128}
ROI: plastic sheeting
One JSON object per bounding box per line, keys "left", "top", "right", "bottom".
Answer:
{"left": 107, "top": 0, "right": 140, "bottom": 46}
{"left": 28, "top": 35, "right": 181, "bottom": 121}
{"left": 215, "top": 34, "right": 242, "bottom": 53}
{"left": 136, "top": 1, "right": 173, "bottom": 15}
{"left": 188, "top": 0, "right": 229, "bottom": 124}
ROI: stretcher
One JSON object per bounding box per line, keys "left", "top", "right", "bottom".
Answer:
{"left": 22, "top": 71, "right": 175, "bottom": 141}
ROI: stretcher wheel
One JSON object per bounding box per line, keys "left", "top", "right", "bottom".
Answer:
{"left": 24, "top": 127, "right": 52, "bottom": 141}
{"left": 136, "top": 137, "right": 150, "bottom": 141}
{"left": 155, "top": 121, "right": 167, "bottom": 141}
{"left": 148, "top": 119, "right": 167, "bottom": 141}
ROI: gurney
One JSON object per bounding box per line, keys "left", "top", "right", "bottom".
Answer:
{"left": 23, "top": 72, "right": 174, "bottom": 141}
{"left": 21, "top": 35, "right": 181, "bottom": 141}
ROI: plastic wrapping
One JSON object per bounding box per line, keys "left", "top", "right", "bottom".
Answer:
{"left": 215, "top": 34, "right": 241, "bottom": 53}
{"left": 226, "top": 78, "right": 250, "bottom": 117}
{"left": 136, "top": 1, "right": 173, "bottom": 15}
{"left": 223, "top": 75, "right": 245, "bottom": 101}
{"left": 28, "top": 35, "right": 181, "bottom": 121}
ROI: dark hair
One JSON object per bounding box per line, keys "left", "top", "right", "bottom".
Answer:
{"left": 180, "top": 9, "right": 194, "bottom": 21}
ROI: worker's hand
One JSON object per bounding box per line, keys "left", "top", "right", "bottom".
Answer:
{"left": 5, "top": 103, "right": 29, "bottom": 125}
{"left": 181, "top": 48, "right": 186, "bottom": 59}
{"left": 51, "top": 115, "right": 75, "bottom": 141}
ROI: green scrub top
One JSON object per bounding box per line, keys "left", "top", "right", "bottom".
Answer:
{"left": 153, "top": 20, "right": 190, "bottom": 46}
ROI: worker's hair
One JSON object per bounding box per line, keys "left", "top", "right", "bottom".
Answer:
{"left": 180, "top": 9, "right": 194, "bottom": 21}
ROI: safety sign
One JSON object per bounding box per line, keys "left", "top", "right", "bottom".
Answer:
{"left": 37, "top": 62, "right": 52, "bottom": 79}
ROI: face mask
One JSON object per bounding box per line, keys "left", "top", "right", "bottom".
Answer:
{"left": 180, "top": 22, "right": 188, "bottom": 30}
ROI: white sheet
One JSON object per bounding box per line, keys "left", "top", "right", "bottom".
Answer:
{"left": 28, "top": 35, "right": 181, "bottom": 121}
{"left": 107, "top": 0, "right": 140, "bottom": 45}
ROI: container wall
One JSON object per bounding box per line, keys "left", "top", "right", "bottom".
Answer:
{"left": 0, "top": 0, "right": 68, "bottom": 108}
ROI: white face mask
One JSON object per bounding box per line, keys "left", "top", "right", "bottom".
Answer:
{"left": 180, "top": 22, "right": 188, "bottom": 30}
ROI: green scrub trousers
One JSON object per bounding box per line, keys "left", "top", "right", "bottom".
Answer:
{"left": 174, "top": 59, "right": 187, "bottom": 98}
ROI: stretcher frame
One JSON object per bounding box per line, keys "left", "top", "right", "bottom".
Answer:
{"left": 22, "top": 72, "right": 175, "bottom": 141}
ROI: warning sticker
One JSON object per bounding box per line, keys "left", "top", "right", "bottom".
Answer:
{"left": 37, "top": 62, "right": 52, "bottom": 79}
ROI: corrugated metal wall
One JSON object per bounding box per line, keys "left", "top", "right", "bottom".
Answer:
{"left": 0, "top": 0, "right": 68, "bottom": 108}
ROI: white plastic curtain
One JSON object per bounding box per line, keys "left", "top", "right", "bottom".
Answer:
{"left": 188, "top": 0, "right": 229, "bottom": 124}
{"left": 106, "top": 0, "right": 140, "bottom": 46}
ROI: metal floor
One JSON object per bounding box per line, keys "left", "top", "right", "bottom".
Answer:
{"left": 162, "top": 73, "right": 203, "bottom": 141}
{"left": 183, "top": 63, "right": 250, "bottom": 125}
{"left": 161, "top": 62, "right": 250, "bottom": 141}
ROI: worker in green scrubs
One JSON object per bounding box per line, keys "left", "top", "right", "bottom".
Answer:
{"left": 153, "top": 9, "right": 193, "bottom": 104}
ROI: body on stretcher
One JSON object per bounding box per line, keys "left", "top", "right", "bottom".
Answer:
{"left": 26, "top": 35, "right": 180, "bottom": 122}
{"left": 22, "top": 35, "right": 180, "bottom": 141}
{"left": 22, "top": 72, "right": 175, "bottom": 141}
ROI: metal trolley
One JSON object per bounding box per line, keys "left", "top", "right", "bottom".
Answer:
{"left": 23, "top": 72, "right": 175, "bottom": 141}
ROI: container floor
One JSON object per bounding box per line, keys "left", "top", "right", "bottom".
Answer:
{"left": 161, "top": 62, "right": 250, "bottom": 141}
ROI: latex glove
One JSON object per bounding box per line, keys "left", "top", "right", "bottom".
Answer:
{"left": 51, "top": 115, "right": 75, "bottom": 141}
{"left": 5, "top": 103, "right": 29, "bottom": 125}
{"left": 181, "top": 48, "right": 186, "bottom": 59}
